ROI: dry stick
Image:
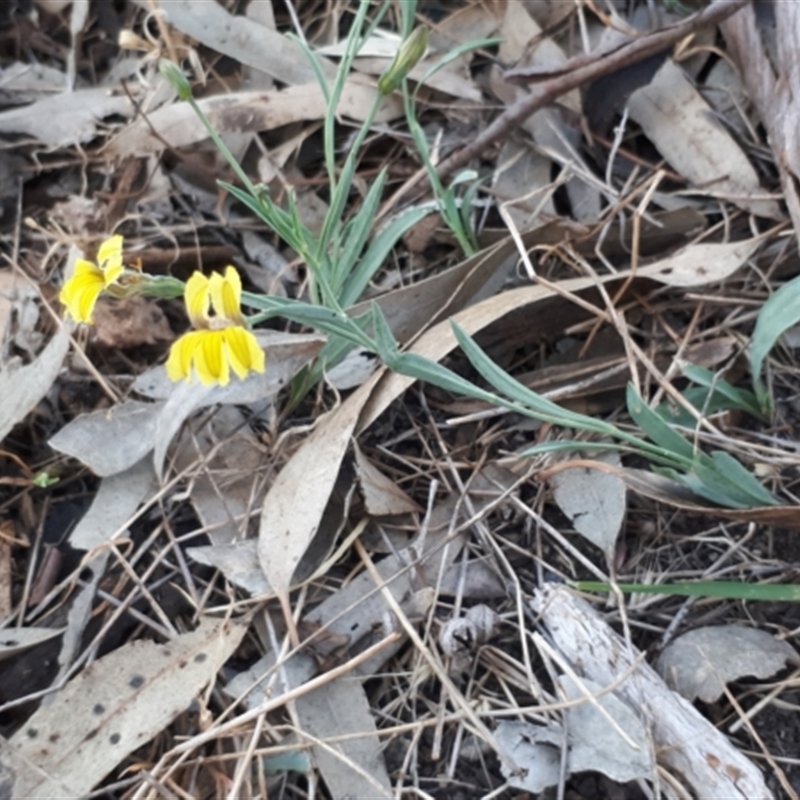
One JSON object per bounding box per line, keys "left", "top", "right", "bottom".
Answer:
{"left": 377, "top": 0, "right": 749, "bottom": 221}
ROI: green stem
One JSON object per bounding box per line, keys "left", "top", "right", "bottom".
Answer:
{"left": 187, "top": 96, "right": 259, "bottom": 198}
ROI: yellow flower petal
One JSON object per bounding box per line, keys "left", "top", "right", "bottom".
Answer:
{"left": 194, "top": 330, "right": 229, "bottom": 386}
{"left": 223, "top": 326, "right": 265, "bottom": 380}
{"left": 59, "top": 260, "right": 106, "bottom": 323}
{"left": 184, "top": 271, "right": 211, "bottom": 327}
{"left": 210, "top": 266, "right": 243, "bottom": 323}
{"left": 97, "top": 235, "right": 124, "bottom": 284}
{"left": 166, "top": 330, "right": 205, "bottom": 383}
{"left": 166, "top": 327, "right": 265, "bottom": 386}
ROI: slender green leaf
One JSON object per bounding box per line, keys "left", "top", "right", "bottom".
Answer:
{"left": 453, "top": 322, "right": 622, "bottom": 433}
{"left": 654, "top": 465, "right": 749, "bottom": 508}
{"left": 341, "top": 205, "right": 431, "bottom": 308}
{"left": 679, "top": 362, "right": 764, "bottom": 418}
{"left": 574, "top": 580, "right": 800, "bottom": 602}
{"left": 335, "top": 170, "right": 387, "bottom": 295}
{"left": 750, "top": 272, "right": 800, "bottom": 408}
{"left": 657, "top": 386, "right": 756, "bottom": 427}
{"left": 414, "top": 37, "right": 503, "bottom": 98}
{"left": 221, "top": 183, "right": 309, "bottom": 254}
{"left": 369, "top": 302, "right": 399, "bottom": 360}
{"left": 286, "top": 32, "right": 331, "bottom": 104}
{"left": 626, "top": 384, "right": 697, "bottom": 461}
{"left": 519, "top": 441, "right": 638, "bottom": 458}
{"left": 399, "top": 0, "right": 417, "bottom": 37}
{"left": 705, "top": 450, "right": 777, "bottom": 506}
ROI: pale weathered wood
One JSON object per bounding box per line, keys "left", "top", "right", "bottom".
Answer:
{"left": 531, "top": 585, "right": 773, "bottom": 798}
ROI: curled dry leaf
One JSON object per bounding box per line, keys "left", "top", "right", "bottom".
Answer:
{"left": 464, "top": 603, "right": 499, "bottom": 643}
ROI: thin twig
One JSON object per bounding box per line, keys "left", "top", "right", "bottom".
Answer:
{"left": 378, "top": 0, "right": 749, "bottom": 220}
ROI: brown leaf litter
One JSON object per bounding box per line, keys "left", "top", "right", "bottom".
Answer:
{"left": 0, "top": 1, "right": 799, "bottom": 798}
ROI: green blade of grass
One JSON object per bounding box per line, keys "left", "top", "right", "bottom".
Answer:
{"left": 749, "top": 272, "right": 800, "bottom": 409}
{"left": 340, "top": 204, "right": 431, "bottom": 308}
{"left": 573, "top": 580, "right": 800, "bottom": 602}
{"left": 678, "top": 362, "right": 764, "bottom": 418}
{"left": 626, "top": 383, "right": 697, "bottom": 461}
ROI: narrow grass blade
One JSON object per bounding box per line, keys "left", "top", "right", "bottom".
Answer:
{"left": 453, "top": 322, "right": 625, "bottom": 433}
{"left": 626, "top": 384, "right": 696, "bottom": 461}
{"left": 573, "top": 580, "right": 800, "bottom": 602}
{"left": 654, "top": 465, "right": 749, "bottom": 508}
{"left": 679, "top": 362, "right": 763, "bottom": 418}
{"left": 340, "top": 204, "right": 430, "bottom": 308}
{"left": 335, "top": 169, "right": 387, "bottom": 295}
{"left": 749, "top": 272, "right": 800, "bottom": 408}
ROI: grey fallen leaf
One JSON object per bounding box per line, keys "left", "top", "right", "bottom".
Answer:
{"left": 3, "top": 616, "right": 247, "bottom": 798}
{"left": 326, "top": 347, "right": 380, "bottom": 390}
{"left": 51, "top": 332, "right": 322, "bottom": 478}
{"left": 549, "top": 451, "right": 626, "bottom": 561}
{"left": 135, "top": 0, "right": 336, "bottom": 86}
{"left": 189, "top": 540, "right": 270, "bottom": 596}
{"left": 353, "top": 442, "right": 421, "bottom": 516}
{"left": 628, "top": 60, "right": 781, "bottom": 220}
{"left": 0, "top": 627, "right": 64, "bottom": 661}
{"left": 494, "top": 721, "right": 561, "bottom": 793}
{"left": 50, "top": 551, "right": 109, "bottom": 703}
{"left": 225, "top": 650, "right": 316, "bottom": 712}
{"left": 69, "top": 458, "right": 157, "bottom": 550}
{"left": 49, "top": 400, "right": 161, "bottom": 477}
{"left": 258, "top": 373, "right": 378, "bottom": 602}
{"left": 560, "top": 675, "right": 655, "bottom": 783}
{"left": 173, "top": 408, "right": 266, "bottom": 546}
{"left": 295, "top": 678, "right": 392, "bottom": 799}
{"left": 439, "top": 559, "right": 507, "bottom": 600}
{"left": 0, "top": 87, "right": 133, "bottom": 147}
{"left": 0, "top": 327, "right": 70, "bottom": 444}
{"left": 656, "top": 625, "right": 799, "bottom": 703}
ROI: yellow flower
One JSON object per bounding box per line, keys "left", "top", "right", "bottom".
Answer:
{"left": 166, "top": 266, "right": 265, "bottom": 387}
{"left": 59, "top": 235, "right": 125, "bottom": 323}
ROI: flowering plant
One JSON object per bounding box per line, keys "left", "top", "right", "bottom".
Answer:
{"left": 56, "top": 1, "right": 779, "bottom": 510}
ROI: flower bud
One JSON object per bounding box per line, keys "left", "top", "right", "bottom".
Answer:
{"left": 378, "top": 26, "right": 429, "bottom": 95}
{"left": 159, "top": 59, "right": 193, "bottom": 101}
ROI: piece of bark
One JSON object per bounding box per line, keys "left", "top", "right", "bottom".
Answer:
{"left": 530, "top": 584, "right": 773, "bottom": 799}
{"left": 721, "top": 3, "right": 800, "bottom": 237}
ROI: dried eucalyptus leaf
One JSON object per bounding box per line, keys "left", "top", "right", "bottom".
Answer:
{"left": 656, "top": 625, "right": 799, "bottom": 703}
